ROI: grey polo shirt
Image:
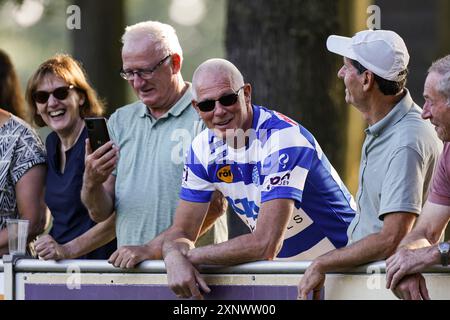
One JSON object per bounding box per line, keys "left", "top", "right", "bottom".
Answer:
{"left": 108, "top": 84, "right": 227, "bottom": 246}
{"left": 347, "top": 90, "right": 442, "bottom": 243}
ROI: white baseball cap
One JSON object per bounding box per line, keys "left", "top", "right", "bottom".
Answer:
{"left": 326, "top": 30, "right": 410, "bottom": 82}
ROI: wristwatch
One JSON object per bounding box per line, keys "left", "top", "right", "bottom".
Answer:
{"left": 438, "top": 242, "right": 450, "bottom": 266}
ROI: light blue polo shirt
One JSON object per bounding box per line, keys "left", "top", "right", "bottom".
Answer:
{"left": 107, "top": 84, "right": 226, "bottom": 246}
{"left": 347, "top": 89, "right": 442, "bottom": 243}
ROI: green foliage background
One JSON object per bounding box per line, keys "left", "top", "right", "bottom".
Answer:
{"left": 0, "top": 0, "right": 226, "bottom": 99}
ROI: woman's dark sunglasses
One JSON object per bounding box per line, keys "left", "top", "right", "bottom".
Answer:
{"left": 196, "top": 86, "right": 245, "bottom": 112}
{"left": 32, "top": 85, "right": 75, "bottom": 104}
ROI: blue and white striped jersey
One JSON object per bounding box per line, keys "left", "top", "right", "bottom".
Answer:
{"left": 180, "top": 105, "right": 356, "bottom": 260}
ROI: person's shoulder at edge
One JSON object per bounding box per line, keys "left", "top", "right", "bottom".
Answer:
{"left": 6, "top": 115, "right": 46, "bottom": 168}
{"left": 9, "top": 114, "right": 46, "bottom": 146}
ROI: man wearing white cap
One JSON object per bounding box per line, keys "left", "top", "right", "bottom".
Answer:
{"left": 298, "top": 30, "right": 442, "bottom": 299}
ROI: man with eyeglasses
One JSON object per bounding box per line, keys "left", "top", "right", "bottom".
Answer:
{"left": 161, "top": 58, "right": 356, "bottom": 299}
{"left": 81, "top": 21, "right": 228, "bottom": 268}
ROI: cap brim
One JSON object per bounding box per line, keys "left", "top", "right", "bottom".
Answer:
{"left": 326, "top": 35, "right": 357, "bottom": 60}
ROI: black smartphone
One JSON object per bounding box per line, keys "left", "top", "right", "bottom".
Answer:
{"left": 84, "top": 117, "right": 111, "bottom": 151}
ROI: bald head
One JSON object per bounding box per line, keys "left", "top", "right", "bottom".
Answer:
{"left": 192, "top": 59, "right": 244, "bottom": 100}
{"left": 190, "top": 58, "right": 253, "bottom": 143}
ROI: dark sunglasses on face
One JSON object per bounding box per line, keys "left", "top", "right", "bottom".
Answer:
{"left": 33, "top": 85, "right": 75, "bottom": 104}
{"left": 196, "top": 86, "right": 245, "bottom": 112}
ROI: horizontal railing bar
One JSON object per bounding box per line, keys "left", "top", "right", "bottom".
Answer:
{"left": 4, "top": 259, "right": 450, "bottom": 274}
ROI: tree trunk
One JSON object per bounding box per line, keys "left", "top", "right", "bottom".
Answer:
{"left": 226, "top": 0, "right": 348, "bottom": 173}
{"left": 70, "top": 0, "right": 126, "bottom": 116}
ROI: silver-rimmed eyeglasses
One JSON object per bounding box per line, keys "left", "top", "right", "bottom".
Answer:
{"left": 119, "top": 55, "right": 171, "bottom": 80}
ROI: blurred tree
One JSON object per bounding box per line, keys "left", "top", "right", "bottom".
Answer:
{"left": 226, "top": 0, "right": 348, "bottom": 174}
{"left": 70, "top": 0, "right": 126, "bottom": 115}
{"left": 0, "top": 0, "right": 22, "bottom": 5}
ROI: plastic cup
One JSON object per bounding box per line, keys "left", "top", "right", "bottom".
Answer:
{"left": 6, "top": 219, "right": 29, "bottom": 255}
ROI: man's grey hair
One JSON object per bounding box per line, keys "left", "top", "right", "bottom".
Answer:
{"left": 121, "top": 21, "right": 183, "bottom": 60}
{"left": 191, "top": 58, "right": 244, "bottom": 100}
{"left": 428, "top": 55, "right": 450, "bottom": 106}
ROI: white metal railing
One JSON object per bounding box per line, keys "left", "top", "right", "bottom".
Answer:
{"left": 10, "top": 258, "right": 450, "bottom": 273}
{"left": 2, "top": 256, "right": 450, "bottom": 300}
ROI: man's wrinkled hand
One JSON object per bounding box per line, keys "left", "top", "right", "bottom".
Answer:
{"left": 298, "top": 263, "right": 325, "bottom": 300}
{"left": 108, "top": 245, "right": 152, "bottom": 269}
{"left": 390, "top": 273, "right": 430, "bottom": 300}
{"left": 164, "top": 251, "right": 210, "bottom": 300}
{"left": 35, "top": 235, "right": 68, "bottom": 260}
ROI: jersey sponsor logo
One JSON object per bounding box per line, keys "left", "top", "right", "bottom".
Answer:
{"left": 287, "top": 214, "right": 303, "bottom": 230}
{"left": 278, "top": 153, "right": 289, "bottom": 169}
{"left": 266, "top": 172, "right": 291, "bottom": 191}
{"left": 283, "top": 207, "right": 314, "bottom": 240}
{"left": 227, "top": 196, "right": 259, "bottom": 231}
{"left": 217, "top": 165, "right": 233, "bottom": 183}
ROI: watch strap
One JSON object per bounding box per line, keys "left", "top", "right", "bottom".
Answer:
{"left": 439, "top": 243, "right": 449, "bottom": 267}
{"left": 442, "top": 251, "right": 449, "bottom": 267}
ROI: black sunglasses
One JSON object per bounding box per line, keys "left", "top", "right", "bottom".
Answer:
{"left": 196, "top": 86, "right": 245, "bottom": 112}
{"left": 33, "top": 85, "right": 75, "bottom": 104}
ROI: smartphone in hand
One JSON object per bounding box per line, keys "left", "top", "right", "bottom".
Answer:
{"left": 84, "top": 117, "right": 111, "bottom": 151}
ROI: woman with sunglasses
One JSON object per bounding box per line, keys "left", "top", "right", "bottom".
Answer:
{"left": 26, "top": 54, "right": 117, "bottom": 260}
{"left": 0, "top": 50, "right": 47, "bottom": 256}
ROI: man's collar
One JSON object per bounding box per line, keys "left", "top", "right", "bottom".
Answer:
{"left": 139, "top": 82, "right": 193, "bottom": 119}
{"left": 366, "top": 89, "right": 414, "bottom": 137}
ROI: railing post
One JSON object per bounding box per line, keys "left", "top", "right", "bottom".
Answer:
{"left": 3, "top": 255, "right": 14, "bottom": 300}
{"left": 3, "top": 254, "right": 26, "bottom": 300}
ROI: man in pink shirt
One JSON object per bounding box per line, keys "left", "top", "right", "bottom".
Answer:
{"left": 385, "top": 54, "right": 450, "bottom": 299}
